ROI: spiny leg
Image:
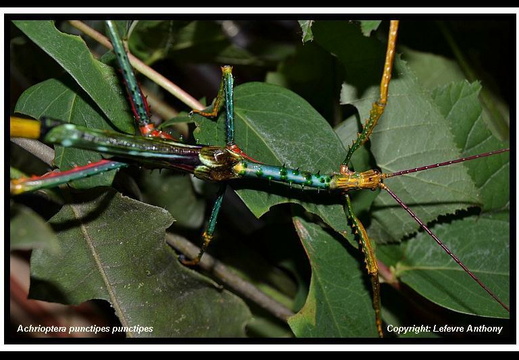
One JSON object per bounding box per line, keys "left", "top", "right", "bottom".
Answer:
{"left": 343, "top": 20, "right": 399, "bottom": 166}
{"left": 191, "top": 65, "right": 234, "bottom": 145}
{"left": 345, "top": 195, "right": 384, "bottom": 337}
{"left": 181, "top": 66, "right": 260, "bottom": 265}
{"left": 223, "top": 66, "right": 235, "bottom": 147}
{"left": 180, "top": 185, "right": 226, "bottom": 266}
{"left": 105, "top": 20, "right": 172, "bottom": 139}
{"left": 191, "top": 65, "right": 235, "bottom": 146}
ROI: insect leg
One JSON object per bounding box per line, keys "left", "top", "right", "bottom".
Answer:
{"left": 105, "top": 20, "right": 172, "bottom": 139}
{"left": 343, "top": 20, "right": 399, "bottom": 166}
{"left": 345, "top": 194, "right": 384, "bottom": 337}
{"left": 180, "top": 185, "right": 226, "bottom": 266}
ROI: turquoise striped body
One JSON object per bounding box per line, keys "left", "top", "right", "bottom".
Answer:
{"left": 235, "top": 160, "right": 333, "bottom": 190}
{"left": 223, "top": 67, "right": 234, "bottom": 145}
{"left": 41, "top": 118, "right": 203, "bottom": 172}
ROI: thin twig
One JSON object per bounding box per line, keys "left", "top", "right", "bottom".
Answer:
{"left": 68, "top": 20, "right": 204, "bottom": 112}
{"left": 11, "top": 138, "right": 54, "bottom": 166}
{"left": 166, "top": 233, "right": 295, "bottom": 322}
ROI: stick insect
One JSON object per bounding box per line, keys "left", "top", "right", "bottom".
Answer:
{"left": 9, "top": 19, "right": 510, "bottom": 338}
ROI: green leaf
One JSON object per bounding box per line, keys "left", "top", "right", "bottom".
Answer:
{"left": 437, "top": 22, "right": 510, "bottom": 142}
{"left": 298, "top": 20, "right": 314, "bottom": 42}
{"left": 369, "top": 80, "right": 509, "bottom": 320}
{"left": 13, "top": 20, "right": 134, "bottom": 134}
{"left": 368, "top": 81, "right": 511, "bottom": 320}
{"left": 140, "top": 171, "right": 206, "bottom": 229}
{"left": 366, "top": 57, "right": 480, "bottom": 243}
{"left": 431, "top": 81, "right": 510, "bottom": 211}
{"left": 359, "top": 20, "right": 382, "bottom": 36}
{"left": 129, "top": 20, "right": 259, "bottom": 66}
{"left": 403, "top": 47, "right": 466, "bottom": 90}
{"left": 29, "top": 188, "right": 251, "bottom": 337}
{"left": 378, "top": 212, "right": 509, "bottom": 318}
{"left": 10, "top": 203, "right": 60, "bottom": 253}
{"left": 288, "top": 216, "right": 379, "bottom": 337}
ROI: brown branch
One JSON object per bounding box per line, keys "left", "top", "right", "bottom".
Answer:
{"left": 68, "top": 20, "right": 204, "bottom": 112}
{"left": 11, "top": 138, "right": 54, "bottom": 166}
{"left": 166, "top": 233, "right": 295, "bottom": 322}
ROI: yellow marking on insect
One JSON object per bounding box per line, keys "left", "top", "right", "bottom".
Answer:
{"left": 333, "top": 168, "right": 383, "bottom": 191}
{"left": 232, "top": 161, "right": 247, "bottom": 175}
{"left": 379, "top": 20, "right": 399, "bottom": 106}
{"left": 180, "top": 231, "right": 214, "bottom": 267}
{"left": 10, "top": 116, "right": 41, "bottom": 139}
{"left": 10, "top": 179, "right": 26, "bottom": 195}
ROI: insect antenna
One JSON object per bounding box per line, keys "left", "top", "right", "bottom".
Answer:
{"left": 380, "top": 183, "right": 509, "bottom": 312}
{"left": 383, "top": 148, "right": 509, "bottom": 179}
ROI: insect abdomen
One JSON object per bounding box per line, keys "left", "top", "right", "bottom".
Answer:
{"left": 234, "top": 160, "right": 333, "bottom": 189}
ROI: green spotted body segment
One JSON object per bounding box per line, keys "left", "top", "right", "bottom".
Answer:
{"left": 234, "top": 160, "right": 333, "bottom": 190}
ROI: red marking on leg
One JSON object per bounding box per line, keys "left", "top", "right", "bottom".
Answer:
{"left": 139, "top": 124, "right": 175, "bottom": 140}
{"left": 37, "top": 159, "right": 115, "bottom": 179}
{"left": 227, "top": 144, "right": 261, "bottom": 163}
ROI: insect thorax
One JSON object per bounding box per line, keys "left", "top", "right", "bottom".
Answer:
{"left": 331, "top": 168, "right": 382, "bottom": 191}
{"left": 194, "top": 146, "right": 243, "bottom": 182}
